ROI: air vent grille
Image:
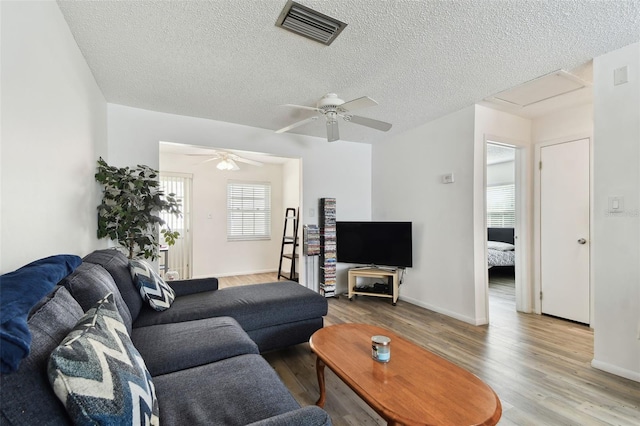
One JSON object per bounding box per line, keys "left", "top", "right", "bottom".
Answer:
{"left": 276, "top": 1, "right": 347, "bottom": 45}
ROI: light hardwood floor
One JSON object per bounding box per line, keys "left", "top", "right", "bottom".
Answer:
{"left": 219, "top": 273, "right": 640, "bottom": 425}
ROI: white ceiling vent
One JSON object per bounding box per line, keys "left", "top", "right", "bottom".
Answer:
{"left": 487, "top": 70, "right": 588, "bottom": 108}
{"left": 276, "top": 1, "right": 347, "bottom": 46}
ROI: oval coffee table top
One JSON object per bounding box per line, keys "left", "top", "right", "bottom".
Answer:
{"left": 310, "top": 323, "right": 502, "bottom": 426}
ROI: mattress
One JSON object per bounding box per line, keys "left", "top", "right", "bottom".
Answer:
{"left": 488, "top": 248, "right": 515, "bottom": 268}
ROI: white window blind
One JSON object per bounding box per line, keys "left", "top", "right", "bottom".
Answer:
{"left": 227, "top": 181, "right": 271, "bottom": 241}
{"left": 487, "top": 184, "right": 515, "bottom": 227}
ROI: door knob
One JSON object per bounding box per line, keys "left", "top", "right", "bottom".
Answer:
{"left": 578, "top": 238, "right": 587, "bottom": 244}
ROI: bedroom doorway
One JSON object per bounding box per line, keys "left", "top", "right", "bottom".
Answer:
{"left": 486, "top": 142, "right": 517, "bottom": 312}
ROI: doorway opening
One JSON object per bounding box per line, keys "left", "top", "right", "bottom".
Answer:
{"left": 486, "top": 142, "right": 517, "bottom": 312}
{"left": 159, "top": 172, "right": 193, "bottom": 280}
{"left": 158, "top": 142, "right": 302, "bottom": 283}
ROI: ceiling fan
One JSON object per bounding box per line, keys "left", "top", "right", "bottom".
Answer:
{"left": 188, "top": 150, "right": 264, "bottom": 171}
{"left": 275, "top": 93, "right": 392, "bottom": 142}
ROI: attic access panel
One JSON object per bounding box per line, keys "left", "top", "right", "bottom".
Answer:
{"left": 489, "top": 70, "right": 587, "bottom": 107}
{"left": 276, "top": 0, "right": 347, "bottom": 45}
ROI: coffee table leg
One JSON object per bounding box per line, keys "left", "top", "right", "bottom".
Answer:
{"left": 315, "top": 357, "right": 326, "bottom": 408}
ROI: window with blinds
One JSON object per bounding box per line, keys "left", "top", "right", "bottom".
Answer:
{"left": 227, "top": 181, "right": 271, "bottom": 241}
{"left": 487, "top": 184, "right": 515, "bottom": 227}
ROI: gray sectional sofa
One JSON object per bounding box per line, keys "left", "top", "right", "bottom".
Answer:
{"left": 0, "top": 249, "right": 331, "bottom": 425}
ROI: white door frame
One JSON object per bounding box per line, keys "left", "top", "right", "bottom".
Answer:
{"left": 533, "top": 133, "right": 593, "bottom": 322}
{"left": 484, "top": 134, "right": 533, "bottom": 314}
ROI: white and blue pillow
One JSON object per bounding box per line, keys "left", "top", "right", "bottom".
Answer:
{"left": 48, "top": 293, "right": 159, "bottom": 425}
{"left": 129, "top": 259, "right": 175, "bottom": 311}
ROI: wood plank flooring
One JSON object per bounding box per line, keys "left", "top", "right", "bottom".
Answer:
{"left": 219, "top": 272, "right": 640, "bottom": 425}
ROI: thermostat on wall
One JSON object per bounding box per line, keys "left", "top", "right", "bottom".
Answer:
{"left": 442, "top": 173, "right": 455, "bottom": 184}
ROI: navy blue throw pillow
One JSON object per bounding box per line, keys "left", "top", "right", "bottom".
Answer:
{"left": 0, "top": 254, "right": 82, "bottom": 373}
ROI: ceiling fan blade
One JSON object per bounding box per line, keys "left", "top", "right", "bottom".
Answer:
{"left": 187, "top": 153, "right": 222, "bottom": 161}
{"left": 202, "top": 156, "right": 222, "bottom": 164}
{"left": 339, "top": 96, "right": 378, "bottom": 112}
{"left": 228, "top": 159, "right": 240, "bottom": 171}
{"left": 275, "top": 116, "right": 318, "bottom": 133}
{"left": 282, "top": 104, "right": 322, "bottom": 113}
{"left": 347, "top": 115, "right": 392, "bottom": 132}
{"left": 326, "top": 120, "right": 339, "bottom": 142}
{"left": 232, "top": 156, "right": 263, "bottom": 167}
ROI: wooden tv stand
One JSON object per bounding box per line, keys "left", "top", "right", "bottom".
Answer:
{"left": 348, "top": 267, "right": 399, "bottom": 305}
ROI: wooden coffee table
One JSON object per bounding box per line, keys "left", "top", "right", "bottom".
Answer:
{"left": 309, "top": 323, "right": 502, "bottom": 426}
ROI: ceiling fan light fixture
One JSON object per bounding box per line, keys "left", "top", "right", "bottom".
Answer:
{"left": 217, "top": 159, "right": 235, "bottom": 171}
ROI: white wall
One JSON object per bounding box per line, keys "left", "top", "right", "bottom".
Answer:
{"left": 159, "top": 153, "right": 284, "bottom": 278}
{"left": 372, "top": 106, "right": 479, "bottom": 323}
{"left": 592, "top": 42, "right": 640, "bottom": 382}
{"left": 282, "top": 159, "right": 301, "bottom": 214}
{"left": 282, "top": 158, "right": 301, "bottom": 276}
{"left": 487, "top": 161, "right": 515, "bottom": 186}
{"left": 108, "top": 104, "right": 372, "bottom": 286}
{"left": 532, "top": 103, "right": 593, "bottom": 143}
{"left": 0, "top": 0, "right": 107, "bottom": 273}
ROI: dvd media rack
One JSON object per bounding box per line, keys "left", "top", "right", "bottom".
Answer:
{"left": 319, "top": 198, "right": 336, "bottom": 298}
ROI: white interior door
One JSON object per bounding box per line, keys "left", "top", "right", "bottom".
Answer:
{"left": 540, "top": 138, "right": 590, "bottom": 323}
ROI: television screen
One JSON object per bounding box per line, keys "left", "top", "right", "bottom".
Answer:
{"left": 336, "top": 221, "right": 413, "bottom": 268}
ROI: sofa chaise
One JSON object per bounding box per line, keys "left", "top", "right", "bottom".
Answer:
{"left": 0, "top": 249, "right": 330, "bottom": 425}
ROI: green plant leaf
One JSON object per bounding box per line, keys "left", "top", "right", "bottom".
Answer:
{"left": 95, "top": 158, "right": 182, "bottom": 259}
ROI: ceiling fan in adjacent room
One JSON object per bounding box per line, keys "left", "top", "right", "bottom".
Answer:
{"left": 275, "top": 93, "right": 392, "bottom": 142}
{"left": 188, "top": 150, "right": 264, "bottom": 171}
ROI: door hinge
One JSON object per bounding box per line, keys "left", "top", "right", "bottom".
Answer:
{"left": 539, "top": 161, "right": 542, "bottom": 170}
{"left": 540, "top": 291, "right": 543, "bottom": 300}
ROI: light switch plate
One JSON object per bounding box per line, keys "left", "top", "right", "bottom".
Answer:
{"left": 608, "top": 196, "right": 624, "bottom": 213}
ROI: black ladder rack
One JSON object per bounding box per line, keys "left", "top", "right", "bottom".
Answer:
{"left": 278, "top": 207, "right": 299, "bottom": 282}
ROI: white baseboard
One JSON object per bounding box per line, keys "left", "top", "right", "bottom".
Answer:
{"left": 591, "top": 359, "right": 640, "bottom": 382}
{"left": 400, "top": 295, "right": 485, "bottom": 325}
{"left": 192, "top": 269, "right": 277, "bottom": 279}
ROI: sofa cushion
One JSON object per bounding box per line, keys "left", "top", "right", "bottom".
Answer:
{"left": 83, "top": 249, "right": 143, "bottom": 322}
{"left": 246, "top": 406, "right": 333, "bottom": 426}
{"left": 247, "top": 317, "right": 324, "bottom": 353}
{"left": 129, "top": 259, "right": 175, "bottom": 311}
{"left": 0, "top": 286, "right": 83, "bottom": 425}
{"left": 132, "top": 316, "right": 258, "bottom": 376}
{"left": 60, "top": 262, "right": 133, "bottom": 333}
{"left": 134, "top": 281, "right": 328, "bottom": 331}
{"left": 0, "top": 255, "right": 82, "bottom": 373}
{"left": 153, "top": 354, "right": 301, "bottom": 426}
{"left": 48, "top": 294, "right": 159, "bottom": 426}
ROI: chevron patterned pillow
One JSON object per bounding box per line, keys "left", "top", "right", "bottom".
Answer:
{"left": 129, "top": 259, "right": 176, "bottom": 311}
{"left": 48, "top": 293, "right": 159, "bottom": 426}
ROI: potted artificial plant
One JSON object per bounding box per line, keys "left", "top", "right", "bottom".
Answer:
{"left": 95, "top": 157, "right": 181, "bottom": 260}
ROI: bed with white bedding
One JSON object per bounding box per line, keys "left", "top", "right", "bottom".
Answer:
{"left": 488, "top": 227, "right": 515, "bottom": 269}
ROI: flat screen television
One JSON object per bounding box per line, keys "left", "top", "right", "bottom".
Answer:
{"left": 336, "top": 221, "right": 413, "bottom": 268}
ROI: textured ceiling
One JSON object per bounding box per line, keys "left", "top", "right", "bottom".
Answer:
{"left": 57, "top": 0, "right": 640, "bottom": 144}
